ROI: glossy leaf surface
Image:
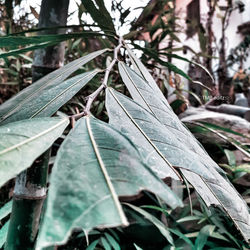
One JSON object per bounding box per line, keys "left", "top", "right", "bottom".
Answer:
{"left": 0, "top": 117, "right": 68, "bottom": 187}
{"left": 0, "top": 49, "right": 107, "bottom": 124}
{"left": 37, "top": 116, "right": 181, "bottom": 248}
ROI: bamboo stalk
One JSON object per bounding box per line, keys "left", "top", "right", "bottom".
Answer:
{"left": 5, "top": 1, "right": 69, "bottom": 249}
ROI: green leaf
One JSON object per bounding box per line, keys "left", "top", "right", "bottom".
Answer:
{"left": 124, "top": 203, "right": 174, "bottom": 246}
{"left": 0, "top": 117, "right": 68, "bottom": 187}
{"left": 0, "top": 49, "right": 107, "bottom": 124}
{"left": 115, "top": 56, "right": 250, "bottom": 241}
{"left": 106, "top": 88, "right": 218, "bottom": 180}
{"left": 86, "top": 239, "right": 99, "bottom": 250}
{"left": 0, "top": 200, "right": 12, "bottom": 221}
{"left": 0, "top": 220, "right": 9, "bottom": 248}
{"left": 81, "top": 0, "right": 116, "bottom": 36}
{"left": 193, "top": 225, "right": 215, "bottom": 250}
{"left": 133, "top": 243, "right": 143, "bottom": 250}
{"left": 37, "top": 116, "right": 181, "bottom": 249}
{"left": 106, "top": 89, "right": 250, "bottom": 239}
{"left": 104, "top": 233, "right": 121, "bottom": 250}
{"left": 224, "top": 150, "right": 236, "bottom": 167}
{"left": 0, "top": 32, "right": 114, "bottom": 48}
{"left": 133, "top": 43, "right": 214, "bottom": 83}
{"left": 168, "top": 228, "right": 194, "bottom": 247}
{"left": 2, "top": 70, "right": 99, "bottom": 124}
{"left": 101, "top": 237, "right": 112, "bottom": 250}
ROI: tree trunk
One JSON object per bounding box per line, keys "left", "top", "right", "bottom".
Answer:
{"left": 5, "top": 1, "right": 69, "bottom": 249}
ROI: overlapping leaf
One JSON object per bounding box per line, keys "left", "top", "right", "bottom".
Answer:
{"left": 37, "top": 116, "right": 181, "bottom": 249}
{"left": 0, "top": 49, "right": 107, "bottom": 125}
{"left": 0, "top": 117, "right": 68, "bottom": 187}
{"left": 113, "top": 53, "right": 250, "bottom": 241}
{"left": 106, "top": 88, "right": 217, "bottom": 180}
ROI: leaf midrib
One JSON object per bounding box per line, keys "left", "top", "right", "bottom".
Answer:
{"left": 30, "top": 70, "right": 99, "bottom": 118}
{"left": 0, "top": 49, "right": 107, "bottom": 122}
{"left": 85, "top": 116, "right": 128, "bottom": 225}
{"left": 108, "top": 88, "right": 182, "bottom": 181}
{"left": 0, "top": 118, "right": 67, "bottom": 156}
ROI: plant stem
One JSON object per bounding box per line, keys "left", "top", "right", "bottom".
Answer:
{"left": 71, "top": 37, "right": 123, "bottom": 121}
{"left": 5, "top": 1, "right": 69, "bottom": 249}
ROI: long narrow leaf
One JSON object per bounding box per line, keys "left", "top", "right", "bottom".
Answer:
{"left": 0, "top": 221, "right": 9, "bottom": 248}
{"left": 0, "top": 32, "right": 115, "bottom": 48}
{"left": 124, "top": 203, "right": 174, "bottom": 246}
{"left": 115, "top": 53, "right": 250, "bottom": 241}
{"left": 106, "top": 88, "right": 218, "bottom": 180}
{"left": 0, "top": 117, "right": 68, "bottom": 187}
{"left": 0, "top": 200, "right": 12, "bottom": 221}
{"left": 0, "top": 49, "right": 107, "bottom": 124}
{"left": 3, "top": 70, "right": 99, "bottom": 124}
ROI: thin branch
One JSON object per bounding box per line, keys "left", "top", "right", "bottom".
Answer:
{"left": 70, "top": 37, "right": 123, "bottom": 123}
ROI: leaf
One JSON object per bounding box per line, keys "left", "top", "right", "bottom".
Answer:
{"left": 168, "top": 228, "right": 194, "bottom": 247}
{"left": 224, "top": 150, "right": 236, "bottom": 167}
{"left": 0, "top": 117, "right": 68, "bottom": 187}
{"left": 126, "top": 43, "right": 212, "bottom": 90}
{"left": 0, "top": 200, "right": 12, "bottom": 221}
{"left": 106, "top": 88, "right": 218, "bottom": 180}
{"left": 104, "top": 233, "right": 121, "bottom": 250}
{"left": 133, "top": 243, "right": 143, "bottom": 250}
{"left": 117, "top": 62, "right": 222, "bottom": 174}
{"left": 37, "top": 116, "right": 181, "bottom": 249}
{"left": 86, "top": 239, "right": 99, "bottom": 250}
{"left": 101, "top": 237, "right": 112, "bottom": 250}
{"left": 0, "top": 32, "right": 114, "bottom": 49}
{"left": 194, "top": 225, "right": 215, "bottom": 250}
{"left": 2, "top": 70, "right": 99, "bottom": 124}
{"left": 81, "top": 0, "right": 116, "bottom": 36}
{"left": 124, "top": 203, "right": 174, "bottom": 246}
{"left": 0, "top": 49, "right": 107, "bottom": 124}
{"left": 134, "top": 44, "right": 214, "bottom": 83}
{"left": 0, "top": 220, "right": 9, "bottom": 248}
{"left": 115, "top": 57, "right": 250, "bottom": 241}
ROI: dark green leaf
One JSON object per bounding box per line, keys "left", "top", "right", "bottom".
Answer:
{"left": 81, "top": 0, "right": 116, "bottom": 36}
{"left": 0, "top": 32, "right": 115, "bottom": 48}
{"left": 124, "top": 203, "right": 174, "bottom": 245}
{"left": 86, "top": 239, "right": 99, "bottom": 250}
{"left": 194, "top": 225, "right": 215, "bottom": 250}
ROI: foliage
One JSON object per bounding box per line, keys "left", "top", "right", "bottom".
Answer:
{"left": 0, "top": 1, "right": 250, "bottom": 249}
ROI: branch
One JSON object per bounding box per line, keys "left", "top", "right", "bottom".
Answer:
{"left": 70, "top": 37, "right": 123, "bottom": 123}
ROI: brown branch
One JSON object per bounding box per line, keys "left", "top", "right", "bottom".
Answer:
{"left": 70, "top": 37, "right": 123, "bottom": 123}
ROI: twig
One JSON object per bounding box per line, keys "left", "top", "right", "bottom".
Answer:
{"left": 70, "top": 36, "right": 123, "bottom": 122}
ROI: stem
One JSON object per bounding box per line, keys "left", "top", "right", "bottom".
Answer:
{"left": 71, "top": 37, "right": 123, "bottom": 121}
{"left": 5, "top": 1, "right": 69, "bottom": 249}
